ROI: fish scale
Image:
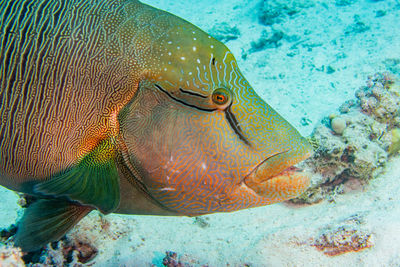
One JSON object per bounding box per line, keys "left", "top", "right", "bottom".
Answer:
{"left": 0, "top": 0, "right": 142, "bottom": 182}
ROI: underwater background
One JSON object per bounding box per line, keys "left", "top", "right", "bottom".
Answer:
{"left": 1, "top": 0, "right": 400, "bottom": 265}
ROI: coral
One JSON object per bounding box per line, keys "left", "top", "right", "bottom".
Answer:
{"left": 62, "top": 238, "right": 98, "bottom": 264}
{"left": 17, "top": 193, "right": 38, "bottom": 208}
{"left": 388, "top": 128, "right": 400, "bottom": 154}
{"left": 208, "top": 22, "right": 240, "bottom": 43}
{"left": 313, "top": 226, "right": 373, "bottom": 256}
{"left": 162, "top": 251, "right": 184, "bottom": 267}
{"left": 331, "top": 116, "right": 347, "bottom": 135}
{"left": 0, "top": 246, "right": 25, "bottom": 266}
{"left": 13, "top": 235, "right": 98, "bottom": 266}
{"left": 312, "top": 214, "right": 374, "bottom": 256}
{"left": 292, "top": 72, "right": 399, "bottom": 204}
{"left": 356, "top": 73, "right": 400, "bottom": 125}
{"left": 9, "top": 211, "right": 129, "bottom": 266}
{"left": 161, "top": 251, "right": 208, "bottom": 267}
{"left": 339, "top": 100, "right": 356, "bottom": 113}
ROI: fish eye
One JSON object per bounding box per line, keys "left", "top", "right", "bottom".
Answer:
{"left": 212, "top": 88, "right": 230, "bottom": 106}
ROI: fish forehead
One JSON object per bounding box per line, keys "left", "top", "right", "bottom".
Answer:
{"left": 149, "top": 25, "right": 240, "bottom": 94}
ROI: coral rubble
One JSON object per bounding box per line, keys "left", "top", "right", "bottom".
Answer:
{"left": 311, "top": 214, "right": 374, "bottom": 256}
{"left": 13, "top": 234, "right": 98, "bottom": 266}
{"left": 193, "top": 217, "right": 210, "bottom": 228}
{"left": 208, "top": 22, "right": 240, "bottom": 43}
{"left": 162, "top": 251, "right": 208, "bottom": 267}
{"left": 312, "top": 215, "right": 374, "bottom": 257}
{"left": 250, "top": 29, "right": 285, "bottom": 52}
{"left": 0, "top": 246, "right": 25, "bottom": 267}
{"left": 162, "top": 251, "right": 184, "bottom": 267}
{"left": 313, "top": 227, "right": 373, "bottom": 256}
{"left": 293, "top": 72, "right": 400, "bottom": 204}
{"left": 258, "top": 0, "right": 314, "bottom": 26}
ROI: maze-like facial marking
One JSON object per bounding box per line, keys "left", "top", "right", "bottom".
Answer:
{"left": 120, "top": 9, "right": 313, "bottom": 215}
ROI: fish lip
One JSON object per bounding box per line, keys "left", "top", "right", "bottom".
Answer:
{"left": 244, "top": 150, "right": 291, "bottom": 181}
{"left": 244, "top": 149, "right": 311, "bottom": 184}
{"left": 272, "top": 165, "right": 303, "bottom": 177}
{"left": 257, "top": 150, "right": 289, "bottom": 169}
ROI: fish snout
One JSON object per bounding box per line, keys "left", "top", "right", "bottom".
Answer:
{"left": 243, "top": 140, "right": 313, "bottom": 202}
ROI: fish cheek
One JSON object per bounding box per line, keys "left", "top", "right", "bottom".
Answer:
{"left": 119, "top": 85, "right": 244, "bottom": 214}
{"left": 119, "top": 84, "right": 180, "bottom": 178}
{"left": 140, "top": 114, "right": 244, "bottom": 215}
{"left": 118, "top": 85, "right": 202, "bottom": 198}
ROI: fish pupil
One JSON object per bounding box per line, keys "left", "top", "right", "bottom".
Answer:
{"left": 212, "top": 89, "right": 229, "bottom": 106}
{"left": 212, "top": 93, "right": 227, "bottom": 105}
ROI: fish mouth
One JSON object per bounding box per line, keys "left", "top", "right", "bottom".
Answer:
{"left": 243, "top": 150, "right": 312, "bottom": 200}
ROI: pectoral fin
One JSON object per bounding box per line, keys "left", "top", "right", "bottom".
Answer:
{"left": 14, "top": 199, "right": 92, "bottom": 252}
{"left": 35, "top": 137, "right": 120, "bottom": 213}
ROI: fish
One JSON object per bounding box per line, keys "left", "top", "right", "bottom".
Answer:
{"left": 0, "top": 0, "right": 313, "bottom": 251}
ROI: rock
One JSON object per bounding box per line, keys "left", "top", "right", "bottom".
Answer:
{"left": 258, "top": 0, "right": 314, "bottom": 26}
{"left": 326, "top": 65, "right": 336, "bottom": 74}
{"left": 345, "top": 15, "right": 370, "bottom": 35}
{"left": 0, "top": 246, "right": 25, "bottom": 267}
{"left": 312, "top": 216, "right": 374, "bottom": 256}
{"left": 208, "top": 22, "right": 240, "bottom": 43}
{"left": 388, "top": 128, "right": 400, "bottom": 155}
{"left": 250, "top": 29, "right": 285, "bottom": 52}
{"left": 335, "top": 0, "right": 358, "bottom": 7}
{"left": 331, "top": 116, "right": 347, "bottom": 135}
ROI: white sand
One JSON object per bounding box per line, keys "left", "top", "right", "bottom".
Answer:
{"left": 1, "top": 0, "right": 400, "bottom": 265}
{"left": 0, "top": 188, "right": 19, "bottom": 229}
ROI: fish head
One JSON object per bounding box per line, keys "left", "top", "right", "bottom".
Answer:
{"left": 118, "top": 23, "right": 313, "bottom": 215}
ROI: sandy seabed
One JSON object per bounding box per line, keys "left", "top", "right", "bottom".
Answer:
{"left": 1, "top": 0, "right": 400, "bottom": 266}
